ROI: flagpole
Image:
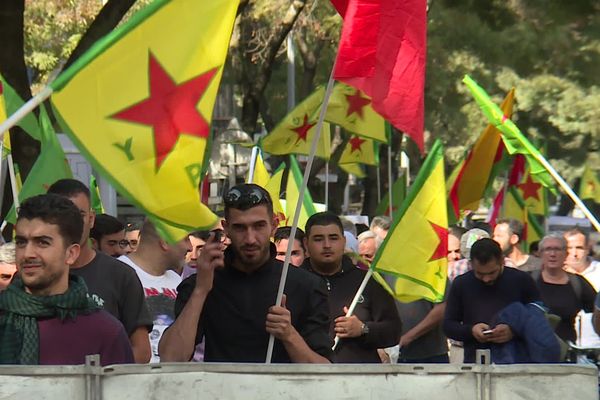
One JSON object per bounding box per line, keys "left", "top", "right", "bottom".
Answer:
{"left": 325, "top": 161, "right": 329, "bottom": 210}
{"left": 247, "top": 146, "right": 259, "bottom": 184}
{"left": 265, "top": 66, "right": 339, "bottom": 364}
{"left": 387, "top": 143, "right": 393, "bottom": 220}
{"left": 376, "top": 165, "right": 381, "bottom": 203}
{"left": 533, "top": 152, "right": 600, "bottom": 232}
{"left": 0, "top": 87, "right": 53, "bottom": 138}
{"left": 332, "top": 268, "right": 373, "bottom": 351}
{"left": 6, "top": 154, "right": 19, "bottom": 210}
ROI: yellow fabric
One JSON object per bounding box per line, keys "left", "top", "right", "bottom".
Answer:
{"left": 454, "top": 89, "right": 514, "bottom": 212}
{"left": 373, "top": 151, "right": 448, "bottom": 303}
{"left": 261, "top": 87, "right": 331, "bottom": 160}
{"left": 265, "top": 165, "right": 286, "bottom": 227}
{"left": 0, "top": 84, "right": 9, "bottom": 157}
{"left": 339, "top": 135, "right": 377, "bottom": 166}
{"left": 339, "top": 162, "right": 365, "bottom": 178}
{"left": 285, "top": 156, "right": 317, "bottom": 230}
{"left": 580, "top": 165, "right": 600, "bottom": 203}
{"left": 517, "top": 168, "right": 547, "bottom": 216}
{"left": 501, "top": 187, "right": 542, "bottom": 247}
{"left": 51, "top": 0, "right": 238, "bottom": 240}
{"left": 247, "top": 150, "right": 270, "bottom": 187}
{"left": 325, "top": 83, "right": 387, "bottom": 143}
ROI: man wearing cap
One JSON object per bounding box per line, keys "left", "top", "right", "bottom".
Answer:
{"left": 159, "top": 184, "right": 331, "bottom": 363}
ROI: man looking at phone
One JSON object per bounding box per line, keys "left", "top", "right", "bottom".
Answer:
{"left": 444, "top": 238, "right": 540, "bottom": 362}
{"left": 159, "top": 184, "right": 331, "bottom": 363}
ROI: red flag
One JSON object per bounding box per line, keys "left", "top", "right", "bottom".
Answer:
{"left": 330, "top": 0, "right": 349, "bottom": 16}
{"left": 333, "top": 0, "right": 427, "bottom": 151}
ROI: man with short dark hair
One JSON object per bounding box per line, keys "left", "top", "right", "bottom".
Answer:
{"left": 0, "top": 194, "right": 133, "bottom": 365}
{"left": 47, "top": 178, "right": 152, "bottom": 363}
{"left": 159, "top": 184, "right": 331, "bottom": 363}
{"left": 90, "top": 214, "right": 131, "bottom": 257}
{"left": 493, "top": 218, "right": 541, "bottom": 272}
{"left": 444, "top": 238, "right": 540, "bottom": 362}
{"left": 301, "top": 211, "right": 401, "bottom": 363}
{"left": 125, "top": 222, "right": 142, "bottom": 252}
{"left": 273, "top": 226, "right": 306, "bottom": 267}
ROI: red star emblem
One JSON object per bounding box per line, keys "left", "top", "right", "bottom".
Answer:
{"left": 517, "top": 174, "right": 541, "bottom": 201}
{"left": 345, "top": 90, "right": 371, "bottom": 119}
{"left": 587, "top": 180, "right": 596, "bottom": 193}
{"left": 349, "top": 136, "right": 366, "bottom": 153}
{"left": 292, "top": 114, "right": 315, "bottom": 144}
{"left": 428, "top": 221, "right": 448, "bottom": 262}
{"left": 112, "top": 53, "right": 217, "bottom": 170}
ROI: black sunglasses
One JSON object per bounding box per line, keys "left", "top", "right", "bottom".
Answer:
{"left": 224, "top": 185, "right": 272, "bottom": 209}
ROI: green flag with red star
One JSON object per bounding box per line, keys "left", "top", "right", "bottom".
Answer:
{"left": 371, "top": 139, "right": 448, "bottom": 303}
{"left": 260, "top": 87, "right": 331, "bottom": 160}
{"left": 50, "top": 0, "right": 238, "bottom": 241}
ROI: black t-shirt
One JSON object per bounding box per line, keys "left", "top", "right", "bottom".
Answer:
{"left": 71, "top": 251, "right": 153, "bottom": 335}
{"left": 175, "top": 246, "right": 332, "bottom": 363}
{"left": 301, "top": 256, "right": 402, "bottom": 363}
{"left": 533, "top": 273, "right": 596, "bottom": 342}
{"left": 444, "top": 267, "right": 540, "bottom": 362}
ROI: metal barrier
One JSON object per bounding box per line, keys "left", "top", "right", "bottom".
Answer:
{"left": 0, "top": 352, "right": 597, "bottom": 400}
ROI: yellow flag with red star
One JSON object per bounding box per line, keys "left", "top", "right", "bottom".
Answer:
{"left": 580, "top": 164, "right": 600, "bottom": 203}
{"left": 371, "top": 139, "right": 447, "bottom": 303}
{"left": 325, "top": 83, "right": 387, "bottom": 143}
{"left": 516, "top": 166, "right": 547, "bottom": 216}
{"left": 260, "top": 87, "right": 331, "bottom": 160}
{"left": 50, "top": 0, "right": 238, "bottom": 241}
{"left": 338, "top": 134, "right": 379, "bottom": 166}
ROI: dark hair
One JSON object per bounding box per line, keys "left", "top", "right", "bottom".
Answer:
{"left": 355, "top": 223, "right": 369, "bottom": 236}
{"left": 274, "top": 226, "right": 306, "bottom": 251}
{"left": 305, "top": 212, "right": 344, "bottom": 237}
{"left": 449, "top": 225, "right": 467, "bottom": 239}
{"left": 470, "top": 238, "right": 503, "bottom": 265}
{"left": 496, "top": 218, "right": 524, "bottom": 242}
{"left": 90, "top": 214, "right": 124, "bottom": 242}
{"left": 529, "top": 240, "right": 539, "bottom": 254}
{"left": 125, "top": 221, "right": 142, "bottom": 232}
{"left": 223, "top": 183, "right": 273, "bottom": 218}
{"left": 47, "top": 178, "right": 91, "bottom": 200}
{"left": 189, "top": 230, "right": 211, "bottom": 241}
{"left": 17, "top": 194, "right": 83, "bottom": 245}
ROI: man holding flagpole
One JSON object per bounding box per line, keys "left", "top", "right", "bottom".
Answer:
{"left": 159, "top": 184, "right": 331, "bottom": 363}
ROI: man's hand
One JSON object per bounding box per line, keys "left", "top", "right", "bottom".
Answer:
{"left": 266, "top": 295, "right": 296, "bottom": 342}
{"left": 486, "top": 324, "right": 513, "bottom": 344}
{"left": 194, "top": 232, "right": 225, "bottom": 292}
{"left": 334, "top": 306, "right": 364, "bottom": 338}
{"left": 399, "top": 333, "right": 414, "bottom": 348}
{"left": 471, "top": 322, "right": 491, "bottom": 343}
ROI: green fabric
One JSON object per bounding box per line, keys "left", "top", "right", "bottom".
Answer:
{"left": 0, "top": 275, "right": 101, "bottom": 365}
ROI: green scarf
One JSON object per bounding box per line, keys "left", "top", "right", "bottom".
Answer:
{"left": 0, "top": 274, "right": 102, "bottom": 365}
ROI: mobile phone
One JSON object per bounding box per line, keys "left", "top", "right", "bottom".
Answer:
{"left": 482, "top": 329, "right": 493, "bottom": 335}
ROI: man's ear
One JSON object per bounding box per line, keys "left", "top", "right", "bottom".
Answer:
{"left": 65, "top": 243, "right": 81, "bottom": 266}
{"left": 510, "top": 234, "right": 519, "bottom": 246}
{"left": 158, "top": 239, "right": 170, "bottom": 252}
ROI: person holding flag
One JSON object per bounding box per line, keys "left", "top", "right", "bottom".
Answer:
{"left": 300, "top": 212, "right": 401, "bottom": 363}
{"left": 159, "top": 184, "right": 331, "bottom": 363}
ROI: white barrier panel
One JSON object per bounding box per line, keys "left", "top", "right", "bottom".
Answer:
{"left": 0, "top": 362, "right": 597, "bottom": 400}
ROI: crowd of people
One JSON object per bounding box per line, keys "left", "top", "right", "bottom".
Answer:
{"left": 1, "top": 179, "right": 600, "bottom": 367}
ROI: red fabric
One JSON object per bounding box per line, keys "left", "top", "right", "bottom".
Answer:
{"left": 334, "top": 0, "right": 427, "bottom": 151}
{"left": 329, "top": 0, "right": 349, "bottom": 17}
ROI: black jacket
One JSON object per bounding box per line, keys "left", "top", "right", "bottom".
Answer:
{"left": 301, "top": 256, "right": 401, "bottom": 363}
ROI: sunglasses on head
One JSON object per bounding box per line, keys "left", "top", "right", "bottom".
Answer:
{"left": 224, "top": 185, "right": 271, "bottom": 209}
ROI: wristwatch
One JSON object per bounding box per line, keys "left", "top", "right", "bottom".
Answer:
{"left": 361, "top": 322, "right": 370, "bottom": 336}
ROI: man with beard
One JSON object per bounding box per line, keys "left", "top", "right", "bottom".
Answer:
{"left": 159, "top": 184, "right": 331, "bottom": 363}
{"left": 493, "top": 218, "right": 541, "bottom": 272}
{"left": 118, "top": 220, "right": 189, "bottom": 363}
{"left": 444, "top": 238, "right": 540, "bottom": 362}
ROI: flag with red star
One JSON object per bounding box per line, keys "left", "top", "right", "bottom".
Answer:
{"left": 338, "top": 134, "right": 379, "bottom": 168}
{"left": 325, "top": 83, "right": 387, "bottom": 143}
{"left": 448, "top": 89, "right": 515, "bottom": 222}
{"left": 50, "top": 0, "right": 239, "bottom": 241}
{"left": 371, "top": 139, "right": 447, "bottom": 303}
{"left": 260, "top": 87, "right": 331, "bottom": 160}
{"left": 579, "top": 164, "right": 600, "bottom": 204}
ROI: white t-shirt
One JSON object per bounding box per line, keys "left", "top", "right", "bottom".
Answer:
{"left": 118, "top": 255, "right": 182, "bottom": 363}
{"left": 577, "top": 260, "right": 600, "bottom": 348}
